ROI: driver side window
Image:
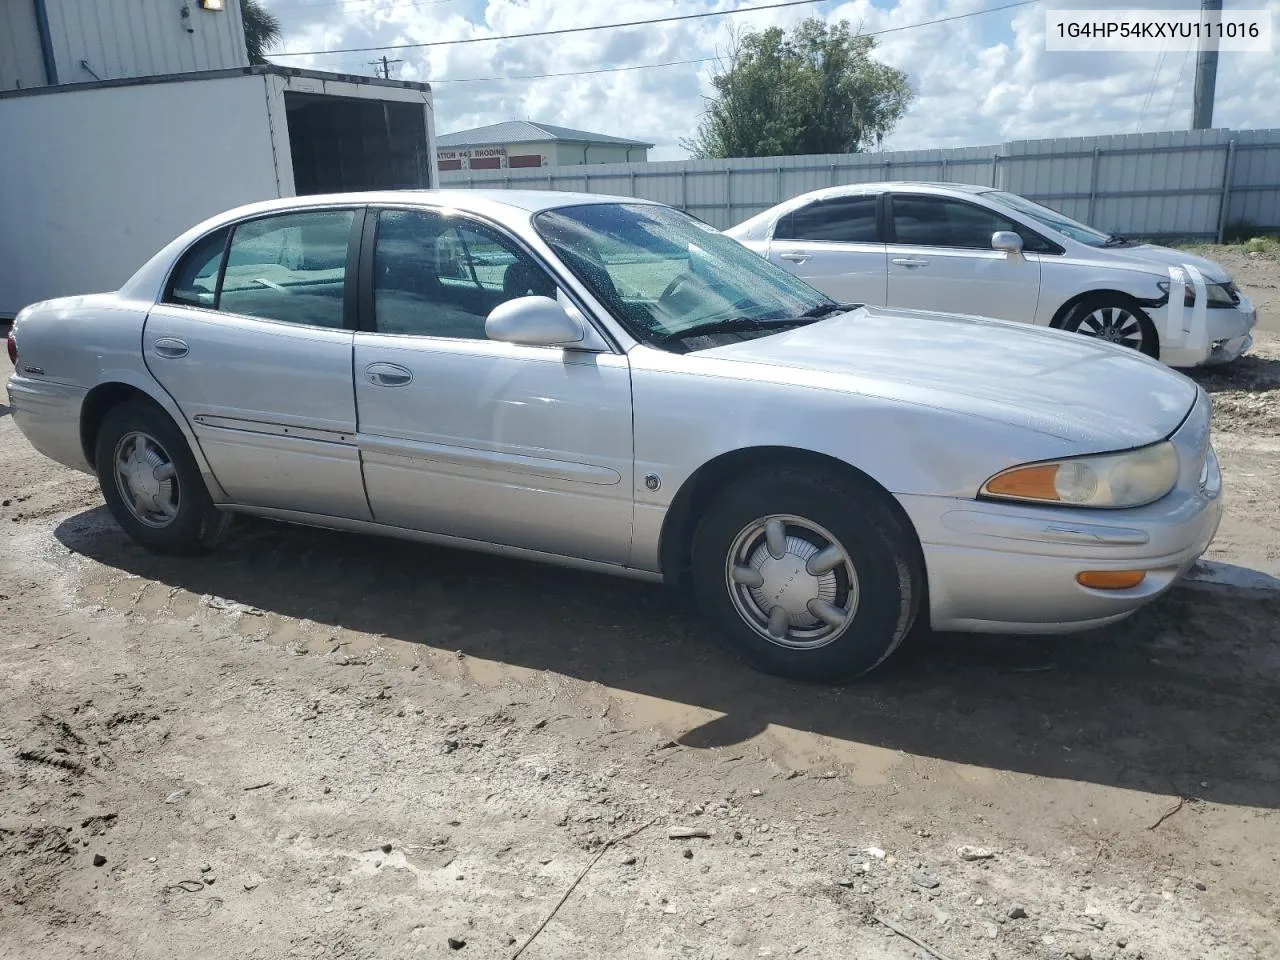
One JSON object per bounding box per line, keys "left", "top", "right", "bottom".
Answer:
{"left": 373, "top": 209, "right": 558, "bottom": 339}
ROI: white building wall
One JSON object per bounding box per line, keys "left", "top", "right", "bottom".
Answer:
{"left": 0, "top": 73, "right": 276, "bottom": 315}
{"left": 43, "top": 0, "right": 248, "bottom": 85}
{"left": 0, "top": 1, "right": 49, "bottom": 90}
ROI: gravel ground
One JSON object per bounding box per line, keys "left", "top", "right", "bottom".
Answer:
{"left": 2, "top": 259, "right": 1279, "bottom": 960}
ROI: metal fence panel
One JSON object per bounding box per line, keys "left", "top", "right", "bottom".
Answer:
{"left": 442, "top": 128, "right": 1280, "bottom": 238}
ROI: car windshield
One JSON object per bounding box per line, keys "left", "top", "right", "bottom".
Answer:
{"left": 982, "top": 190, "right": 1115, "bottom": 247}
{"left": 532, "top": 202, "right": 841, "bottom": 351}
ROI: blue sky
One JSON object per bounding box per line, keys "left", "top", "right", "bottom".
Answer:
{"left": 262, "top": 0, "right": 1280, "bottom": 160}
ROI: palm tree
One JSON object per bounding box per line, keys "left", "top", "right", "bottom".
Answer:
{"left": 242, "top": 0, "right": 282, "bottom": 66}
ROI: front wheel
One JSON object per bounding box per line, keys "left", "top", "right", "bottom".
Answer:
{"left": 690, "top": 466, "right": 923, "bottom": 682}
{"left": 1059, "top": 295, "right": 1159, "bottom": 358}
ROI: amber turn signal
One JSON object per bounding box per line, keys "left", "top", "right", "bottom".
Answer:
{"left": 1076, "top": 570, "right": 1146, "bottom": 590}
{"left": 983, "top": 464, "right": 1062, "bottom": 501}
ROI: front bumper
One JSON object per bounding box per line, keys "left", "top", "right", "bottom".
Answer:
{"left": 901, "top": 394, "right": 1222, "bottom": 633}
{"left": 1158, "top": 295, "right": 1258, "bottom": 368}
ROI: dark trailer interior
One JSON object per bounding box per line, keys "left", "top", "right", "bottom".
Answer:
{"left": 285, "top": 92, "right": 431, "bottom": 195}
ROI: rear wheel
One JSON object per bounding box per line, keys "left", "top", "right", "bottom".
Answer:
{"left": 690, "top": 466, "right": 922, "bottom": 682}
{"left": 94, "top": 400, "right": 228, "bottom": 554}
{"left": 1059, "top": 295, "right": 1159, "bottom": 358}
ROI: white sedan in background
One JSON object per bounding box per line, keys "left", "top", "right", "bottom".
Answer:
{"left": 727, "top": 182, "right": 1257, "bottom": 368}
{"left": 7, "top": 191, "right": 1222, "bottom": 682}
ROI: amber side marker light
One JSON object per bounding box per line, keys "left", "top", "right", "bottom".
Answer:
{"left": 1076, "top": 570, "right": 1146, "bottom": 590}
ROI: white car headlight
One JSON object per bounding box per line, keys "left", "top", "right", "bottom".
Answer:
{"left": 1157, "top": 279, "right": 1240, "bottom": 308}
{"left": 980, "top": 441, "right": 1179, "bottom": 509}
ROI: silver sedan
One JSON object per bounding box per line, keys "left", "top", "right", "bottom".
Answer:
{"left": 6, "top": 191, "right": 1222, "bottom": 681}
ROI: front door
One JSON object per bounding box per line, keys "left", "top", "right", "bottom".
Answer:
{"left": 352, "top": 207, "right": 634, "bottom": 564}
{"left": 143, "top": 207, "right": 372, "bottom": 519}
{"left": 885, "top": 193, "right": 1042, "bottom": 323}
{"left": 767, "top": 193, "right": 887, "bottom": 305}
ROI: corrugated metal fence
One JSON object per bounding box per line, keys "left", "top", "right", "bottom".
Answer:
{"left": 440, "top": 128, "right": 1280, "bottom": 241}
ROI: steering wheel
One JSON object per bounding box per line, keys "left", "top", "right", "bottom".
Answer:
{"left": 658, "top": 272, "right": 695, "bottom": 307}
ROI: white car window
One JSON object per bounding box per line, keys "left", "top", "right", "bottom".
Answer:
{"left": 775, "top": 196, "right": 878, "bottom": 243}
{"left": 165, "top": 227, "right": 229, "bottom": 309}
{"left": 983, "top": 190, "right": 1114, "bottom": 247}
{"left": 891, "top": 195, "right": 1053, "bottom": 252}
{"left": 534, "top": 202, "right": 837, "bottom": 350}
{"left": 373, "top": 209, "right": 557, "bottom": 339}
{"left": 219, "top": 210, "right": 355, "bottom": 328}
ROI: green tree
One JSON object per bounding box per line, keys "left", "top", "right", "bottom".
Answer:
{"left": 242, "top": 0, "right": 282, "bottom": 66}
{"left": 684, "top": 19, "right": 913, "bottom": 159}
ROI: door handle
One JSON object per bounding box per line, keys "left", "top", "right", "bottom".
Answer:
{"left": 892, "top": 258, "right": 929, "bottom": 268}
{"left": 365, "top": 362, "right": 413, "bottom": 387}
{"left": 153, "top": 338, "right": 189, "bottom": 359}
{"left": 778, "top": 252, "right": 811, "bottom": 263}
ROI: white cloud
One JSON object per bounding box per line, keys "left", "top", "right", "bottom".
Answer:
{"left": 263, "top": 0, "right": 1280, "bottom": 159}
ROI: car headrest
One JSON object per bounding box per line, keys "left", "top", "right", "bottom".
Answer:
{"left": 502, "top": 260, "right": 556, "bottom": 299}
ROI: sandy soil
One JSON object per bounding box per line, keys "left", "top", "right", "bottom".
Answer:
{"left": 2, "top": 267, "right": 1279, "bottom": 960}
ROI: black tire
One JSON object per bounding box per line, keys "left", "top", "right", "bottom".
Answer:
{"left": 690, "top": 465, "right": 923, "bottom": 683}
{"left": 94, "top": 399, "right": 229, "bottom": 554}
{"left": 1059, "top": 294, "right": 1159, "bottom": 358}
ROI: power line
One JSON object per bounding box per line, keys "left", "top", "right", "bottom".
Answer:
{"left": 1136, "top": 37, "right": 1169, "bottom": 132}
{"left": 420, "top": 0, "right": 1046, "bottom": 84}
{"left": 272, "top": 0, "right": 831, "bottom": 57}
{"left": 1161, "top": 44, "right": 1194, "bottom": 130}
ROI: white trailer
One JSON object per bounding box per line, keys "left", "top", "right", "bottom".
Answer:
{"left": 0, "top": 65, "right": 438, "bottom": 318}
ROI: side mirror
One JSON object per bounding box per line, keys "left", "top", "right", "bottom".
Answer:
{"left": 991, "top": 231, "right": 1024, "bottom": 256}
{"left": 486, "top": 295, "right": 586, "bottom": 348}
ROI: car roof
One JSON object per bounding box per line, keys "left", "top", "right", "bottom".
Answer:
{"left": 221, "top": 189, "right": 657, "bottom": 219}
{"left": 117, "top": 189, "right": 663, "bottom": 306}
{"left": 724, "top": 181, "right": 1000, "bottom": 237}
{"left": 794, "top": 180, "right": 993, "bottom": 199}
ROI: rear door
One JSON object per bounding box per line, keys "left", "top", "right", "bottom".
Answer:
{"left": 143, "top": 207, "right": 372, "bottom": 519}
{"left": 766, "top": 194, "right": 886, "bottom": 305}
{"left": 885, "top": 193, "right": 1042, "bottom": 322}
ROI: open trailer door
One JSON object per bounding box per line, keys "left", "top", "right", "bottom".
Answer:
{"left": 262, "top": 68, "right": 437, "bottom": 196}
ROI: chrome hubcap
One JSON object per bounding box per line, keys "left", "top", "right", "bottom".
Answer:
{"left": 1076, "top": 307, "right": 1145, "bottom": 349}
{"left": 113, "top": 431, "right": 179, "bottom": 528}
{"left": 725, "top": 515, "right": 859, "bottom": 650}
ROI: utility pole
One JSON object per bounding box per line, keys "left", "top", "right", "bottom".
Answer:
{"left": 369, "top": 55, "right": 403, "bottom": 80}
{"left": 1192, "top": 0, "right": 1223, "bottom": 129}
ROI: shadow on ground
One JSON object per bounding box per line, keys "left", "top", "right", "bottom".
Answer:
{"left": 1187, "top": 352, "right": 1280, "bottom": 395}
{"left": 56, "top": 507, "right": 1280, "bottom": 809}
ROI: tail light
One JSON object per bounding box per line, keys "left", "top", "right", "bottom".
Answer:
{"left": 5, "top": 330, "right": 15, "bottom": 367}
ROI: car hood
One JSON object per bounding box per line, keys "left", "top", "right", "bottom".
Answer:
{"left": 1097, "top": 243, "right": 1231, "bottom": 282}
{"left": 697, "top": 306, "right": 1199, "bottom": 449}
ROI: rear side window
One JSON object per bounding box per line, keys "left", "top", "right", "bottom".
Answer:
{"left": 218, "top": 210, "right": 355, "bottom": 328}
{"left": 774, "top": 196, "right": 878, "bottom": 243}
{"left": 165, "top": 227, "right": 228, "bottom": 308}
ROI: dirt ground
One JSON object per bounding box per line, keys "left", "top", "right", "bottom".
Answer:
{"left": 2, "top": 261, "right": 1279, "bottom": 960}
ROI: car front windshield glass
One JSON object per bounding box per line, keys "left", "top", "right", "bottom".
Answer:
{"left": 983, "top": 190, "right": 1112, "bottom": 247}
{"left": 533, "top": 203, "right": 838, "bottom": 350}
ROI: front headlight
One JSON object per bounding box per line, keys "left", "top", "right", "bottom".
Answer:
{"left": 980, "top": 441, "right": 1179, "bottom": 509}
{"left": 1157, "top": 279, "right": 1239, "bottom": 308}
